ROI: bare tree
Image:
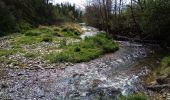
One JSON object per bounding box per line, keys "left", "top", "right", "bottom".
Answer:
{"left": 130, "top": 0, "right": 142, "bottom": 34}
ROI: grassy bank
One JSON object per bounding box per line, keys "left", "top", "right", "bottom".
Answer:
{"left": 157, "top": 56, "right": 170, "bottom": 76}
{"left": 0, "top": 23, "right": 118, "bottom": 65}
{"left": 44, "top": 34, "right": 118, "bottom": 63}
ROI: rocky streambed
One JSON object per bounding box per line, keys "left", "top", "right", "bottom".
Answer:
{"left": 0, "top": 40, "right": 163, "bottom": 100}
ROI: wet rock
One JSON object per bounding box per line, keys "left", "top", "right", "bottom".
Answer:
{"left": 72, "top": 91, "right": 80, "bottom": 97}
{"left": 1, "top": 84, "right": 8, "bottom": 89}
{"left": 72, "top": 73, "right": 80, "bottom": 78}
{"left": 60, "top": 66, "right": 66, "bottom": 70}
{"left": 146, "top": 84, "right": 170, "bottom": 92}
{"left": 156, "top": 76, "right": 170, "bottom": 85}
{"left": 92, "top": 79, "right": 102, "bottom": 88}
{"left": 87, "top": 87, "right": 121, "bottom": 98}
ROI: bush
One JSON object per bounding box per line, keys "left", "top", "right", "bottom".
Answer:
{"left": 0, "top": 4, "right": 16, "bottom": 35}
{"left": 16, "top": 21, "right": 32, "bottom": 32}
{"left": 74, "top": 47, "right": 81, "bottom": 52}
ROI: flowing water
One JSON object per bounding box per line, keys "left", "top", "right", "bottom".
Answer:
{"left": 0, "top": 25, "right": 163, "bottom": 100}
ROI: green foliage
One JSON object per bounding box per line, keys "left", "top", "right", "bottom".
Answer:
{"left": 41, "top": 34, "right": 53, "bottom": 42}
{"left": 157, "top": 56, "right": 170, "bottom": 75}
{"left": 55, "top": 3, "right": 82, "bottom": 22}
{"left": 0, "top": 0, "right": 82, "bottom": 35}
{"left": 0, "top": 2, "right": 16, "bottom": 35}
{"left": 45, "top": 33, "right": 118, "bottom": 63}
{"left": 85, "top": 0, "right": 170, "bottom": 46}
{"left": 139, "top": 0, "right": 170, "bottom": 43}
{"left": 61, "top": 29, "right": 80, "bottom": 37}
{"left": 16, "top": 21, "right": 32, "bottom": 32}
{"left": 119, "top": 93, "right": 147, "bottom": 100}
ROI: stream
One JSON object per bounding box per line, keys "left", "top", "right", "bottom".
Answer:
{"left": 0, "top": 25, "right": 163, "bottom": 100}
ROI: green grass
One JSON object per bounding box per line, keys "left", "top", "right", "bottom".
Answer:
{"left": 157, "top": 56, "right": 170, "bottom": 75}
{"left": 24, "top": 52, "right": 37, "bottom": 58}
{"left": 0, "top": 47, "right": 26, "bottom": 57}
{"left": 11, "top": 25, "right": 82, "bottom": 45}
{"left": 41, "top": 33, "right": 53, "bottom": 42}
{"left": 0, "top": 49, "right": 15, "bottom": 57}
{"left": 119, "top": 93, "right": 147, "bottom": 100}
{"left": 11, "top": 35, "right": 42, "bottom": 45}
{"left": 44, "top": 33, "right": 118, "bottom": 63}
{"left": 1, "top": 25, "right": 118, "bottom": 64}
{"left": 61, "top": 28, "right": 81, "bottom": 37}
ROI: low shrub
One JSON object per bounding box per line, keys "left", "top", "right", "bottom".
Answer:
{"left": 74, "top": 47, "right": 81, "bottom": 52}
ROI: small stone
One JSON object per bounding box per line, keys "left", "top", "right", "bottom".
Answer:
{"left": 60, "top": 66, "right": 65, "bottom": 70}
{"left": 1, "top": 84, "right": 8, "bottom": 89}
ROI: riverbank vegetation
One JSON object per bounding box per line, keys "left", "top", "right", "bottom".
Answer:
{"left": 84, "top": 0, "right": 170, "bottom": 46}
{"left": 0, "top": 0, "right": 82, "bottom": 36}
{"left": 45, "top": 34, "right": 118, "bottom": 63}
{"left": 119, "top": 93, "right": 147, "bottom": 100}
{"left": 0, "top": 23, "right": 118, "bottom": 66}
